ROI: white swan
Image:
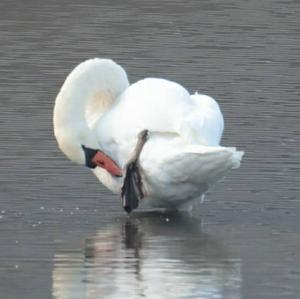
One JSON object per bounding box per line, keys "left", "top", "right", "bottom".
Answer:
{"left": 53, "top": 58, "right": 243, "bottom": 212}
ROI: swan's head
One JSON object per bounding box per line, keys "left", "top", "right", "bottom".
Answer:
{"left": 54, "top": 125, "right": 122, "bottom": 177}
{"left": 53, "top": 57, "right": 129, "bottom": 177}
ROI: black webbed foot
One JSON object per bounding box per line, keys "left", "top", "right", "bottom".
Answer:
{"left": 121, "top": 130, "right": 149, "bottom": 213}
{"left": 121, "top": 161, "right": 144, "bottom": 213}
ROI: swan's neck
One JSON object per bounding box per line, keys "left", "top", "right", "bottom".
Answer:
{"left": 53, "top": 58, "right": 129, "bottom": 165}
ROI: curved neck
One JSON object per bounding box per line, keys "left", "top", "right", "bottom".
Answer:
{"left": 53, "top": 58, "right": 129, "bottom": 164}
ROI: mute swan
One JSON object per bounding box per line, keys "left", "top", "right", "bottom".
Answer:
{"left": 53, "top": 58, "right": 243, "bottom": 213}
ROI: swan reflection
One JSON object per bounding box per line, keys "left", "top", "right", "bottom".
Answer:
{"left": 53, "top": 213, "right": 241, "bottom": 299}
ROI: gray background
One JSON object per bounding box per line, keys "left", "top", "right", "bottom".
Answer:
{"left": 0, "top": 0, "right": 300, "bottom": 298}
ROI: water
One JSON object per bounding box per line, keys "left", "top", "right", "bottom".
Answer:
{"left": 0, "top": 0, "right": 300, "bottom": 298}
{"left": 53, "top": 214, "right": 242, "bottom": 299}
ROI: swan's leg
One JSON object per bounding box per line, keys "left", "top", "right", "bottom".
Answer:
{"left": 121, "top": 130, "right": 149, "bottom": 213}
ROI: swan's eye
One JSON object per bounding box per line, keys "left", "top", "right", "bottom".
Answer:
{"left": 82, "top": 145, "right": 98, "bottom": 169}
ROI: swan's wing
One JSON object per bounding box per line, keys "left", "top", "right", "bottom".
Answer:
{"left": 96, "top": 79, "right": 225, "bottom": 162}
{"left": 140, "top": 135, "right": 243, "bottom": 203}
{"left": 179, "top": 93, "right": 224, "bottom": 146}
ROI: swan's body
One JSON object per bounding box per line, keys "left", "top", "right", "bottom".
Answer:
{"left": 54, "top": 58, "right": 243, "bottom": 210}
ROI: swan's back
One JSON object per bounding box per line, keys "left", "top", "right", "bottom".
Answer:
{"left": 97, "top": 78, "right": 223, "bottom": 150}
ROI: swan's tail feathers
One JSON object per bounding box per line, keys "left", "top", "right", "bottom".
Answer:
{"left": 191, "top": 146, "right": 244, "bottom": 186}
{"left": 163, "top": 146, "right": 244, "bottom": 188}
{"left": 228, "top": 147, "right": 244, "bottom": 169}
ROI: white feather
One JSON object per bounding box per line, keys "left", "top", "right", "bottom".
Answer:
{"left": 53, "top": 58, "right": 244, "bottom": 209}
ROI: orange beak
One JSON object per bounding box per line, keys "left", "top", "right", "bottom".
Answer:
{"left": 91, "top": 151, "right": 123, "bottom": 177}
